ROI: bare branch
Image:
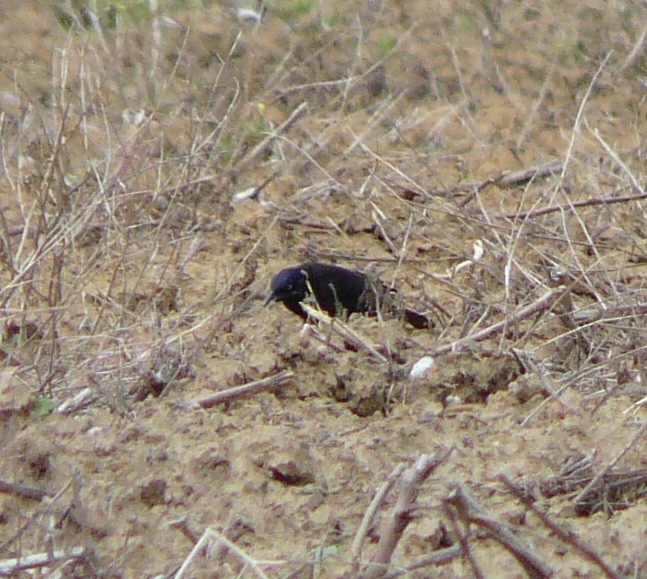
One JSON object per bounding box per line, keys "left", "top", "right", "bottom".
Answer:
{"left": 427, "top": 287, "right": 566, "bottom": 358}
{"left": 193, "top": 371, "right": 294, "bottom": 409}
{"left": 445, "top": 484, "right": 553, "bottom": 579}
{"left": 363, "top": 449, "right": 454, "bottom": 577}
{"left": 500, "top": 475, "right": 621, "bottom": 579}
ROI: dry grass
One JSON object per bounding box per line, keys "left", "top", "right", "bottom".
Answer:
{"left": 0, "top": 0, "right": 645, "bottom": 576}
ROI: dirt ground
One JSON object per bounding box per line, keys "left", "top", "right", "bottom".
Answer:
{"left": 0, "top": 0, "right": 646, "bottom": 577}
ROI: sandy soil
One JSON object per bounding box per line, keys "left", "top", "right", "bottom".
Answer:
{"left": 0, "top": 0, "right": 645, "bottom": 577}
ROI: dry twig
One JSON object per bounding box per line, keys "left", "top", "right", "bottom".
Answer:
{"left": 620, "top": 8, "right": 647, "bottom": 71}
{"left": 383, "top": 545, "right": 462, "bottom": 577}
{"left": 572, "top": 421, "right": 647, "bottom": 510}
{"left": 500, "top": 475, "right": 621, "bottom": 579}
{"left": 453, "top": 159, "right": 563, "bottom": 198}
{"left": 362, "top": 449, "right": 454, "bottom": 577}
{"left": 427, "top": 287, "right": 566, "bottom": 358}
{"left": 192, "top": 371, "right": 294, "bottom": 409}
{"left": 0, "top": 480, "right": 53, "bottom": 501}
{"left": 352, "top": 465, "right": 406, "bottom": 572}
{"left": 301, "top": 304, "right": 390, "bottom": 364}
{"left": 445, "top": 483, "right": 553, "bottom": 579}
{"left": 0, "top": 547, "right": 87, "bottom": 576}
{"left": 503, "top": 190, "right": 647, "bottom": 220}
{"left": 174, "top": 527, "right": 284, "bottom": 579}
{"left": 443, "top": 499, "right": 486, "bottom": 579}
{"left": 234, "top": 101, "right": 308, "bottom": 175}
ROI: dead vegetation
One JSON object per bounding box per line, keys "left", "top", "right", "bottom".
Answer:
{"left": 0, "top": 0, "right": 645, "bottom": 576}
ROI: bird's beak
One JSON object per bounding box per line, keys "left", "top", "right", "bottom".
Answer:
{"left": 264, "top": 292, "right": 276, "bottom": 307}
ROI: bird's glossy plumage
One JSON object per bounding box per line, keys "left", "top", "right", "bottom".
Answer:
{"left": 265, "top": 262, "right": 429, "bottom": 329}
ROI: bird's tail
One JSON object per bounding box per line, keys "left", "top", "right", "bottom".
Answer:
{"left": 404, "top": 308, "right": 431, "bottom": 329}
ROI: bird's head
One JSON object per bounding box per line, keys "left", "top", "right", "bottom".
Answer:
{"left": 264, "top": 266, "right": 307, "bottom": 306}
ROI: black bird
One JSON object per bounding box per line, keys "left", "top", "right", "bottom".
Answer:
{"left": 265, "top": 262, "right": 429, "bottom": 329}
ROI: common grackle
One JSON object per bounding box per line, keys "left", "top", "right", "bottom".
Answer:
{"left": 265, "top": 262, "right": 429, "bottom": 329}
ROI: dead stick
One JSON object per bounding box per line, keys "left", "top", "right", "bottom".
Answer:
{"left": 365, "top": 449, "right": 453, "bottom": 576}
{"left": 352, "top": 465, "right": 406, "bottom": 572}
{"left": 169, "top": 516, "right": 201, "bottom": 545}
{"left": 235, "top": 101, "right": 308, "bottom": 175}
{"left": 498, "top": 159, "right": 563, "bottom": 187}
{"left": 301, "top": 304, "right": 389, "bottom": 364}
{"left": 443, "top": 501, "right": 486, "bottom": 579}
{"left": 452, "top": 159, "right": 562, "bottom": 195}
{"left": 0, "top": 547, "right": 85, "bottom": 575}
{"left": 503, "top": 191, "right": 647, "bottom": 220}
{"left": 445, "top": 484, "right": 553, "bottom": 578}
{"left": 427, "top": 287, "right": 565, "bottom": 357}
{"left": 620, "top": 10, "right": 647, "bottom": 71}
{"left": 499, "top": 475, "right": 621, "bottom": 579}
{"left": 572, "top": 421, "right": 647, "bottom": 507}
{"left": 0, "top": 480, "right": 53, "bottom": 501}
{"left": 193, "top": 371, "right": 293, "bottom": 409}
{"left": 391, "top": 545, "right": 462, "bottom": 576}
{"left": 174, "top": 527, "right": 284, "bottom": 579}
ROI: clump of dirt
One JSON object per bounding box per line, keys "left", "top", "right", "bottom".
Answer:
{"left": 0, "top": 0, "right": 645, "bottom": 577}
